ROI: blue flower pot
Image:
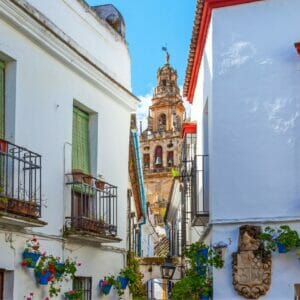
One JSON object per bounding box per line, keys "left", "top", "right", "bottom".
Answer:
{"left": 276, "top": 242, "right": 288, "bottom": 253}
{"left": 117, "top": 276, "right": 129, "bottom": 289}
{"left": 54, "top": 262, "right": 65, "bottom": 278}
{"left": 200, "top": 296, "right": 210, "bottom": 300}
{"left": 99, "top": 280, "right": 112, "bottom": 295}
{"left": 36, "top": 270, "right": 52, "bottom": 285}
{"left": 195, "top": 248, "right": 208, "bottom": 275}
{"left": 22, "top": 251, "right": 40, "bottom": 268}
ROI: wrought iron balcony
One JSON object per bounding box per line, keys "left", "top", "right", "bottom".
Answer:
{"left": 191, "top": 155, "right": 209, "bottom": 226}
{"left": 0, "top": 139, "right": 44, "bottom": 226}
{"left": 65, "top": 173, "right": 120, "bottom": 243}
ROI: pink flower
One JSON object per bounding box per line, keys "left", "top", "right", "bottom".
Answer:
{"left": 45, "top": 297, "right": 49, "bottom": 300}
{"left": 77, "top": 263, "right": 81, "bottom": 266}
{"left": 30, "top": 293, "right": 34, "bottom": 296}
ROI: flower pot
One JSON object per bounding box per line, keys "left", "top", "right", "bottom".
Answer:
{"left": 199, "top": 296, "right": 210, "bottom": 300}
{"left": 22, "top": 251, "right": 40, "bottom": 268}
{"left": 117, "top": 275, "right": 129, "bottom": 289}
{"left": 82, "top": 175, "right": 93, "bottom": 185}
{"left": 95, "top": 180, "right": 105, "bottom": 190}
{"left": 99, "top": 280, "right": 112, "bottom": 295}
{"left": 0, "top": 140, "right": 7, "bottom": 153}
{"left": 276, "top": 242, "right": 288, "bottom": 253}
{"left": 196, "top": 248, "right": 208, "bottom": 275}
{"left": 54, "top": 262, "right": 65, "bottom": 278}
{"left": 36, "top": 270, "right": 52, "bottom": 285}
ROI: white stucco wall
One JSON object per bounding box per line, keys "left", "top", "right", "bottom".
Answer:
{"left": 0, "top": 0, "right": 137, "bottom": 299}
{"left": 26, "top": 0, "right": 132, "bottom": 90}
{"left": 211, "top": 0, "right": 300, "bottom": 222}
{"left": 190, "top": 0, "right": 300, "bottom": 298}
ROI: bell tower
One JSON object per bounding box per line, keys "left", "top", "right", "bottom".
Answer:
{"left": 140, "top": 50, "right": 185, "bottom": 240}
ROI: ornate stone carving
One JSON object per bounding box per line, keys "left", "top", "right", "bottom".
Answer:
{"left": 232, "top": 225, "right": 272, "bottom": 299}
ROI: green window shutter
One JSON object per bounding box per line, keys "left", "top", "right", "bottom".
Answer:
{"left": 0, "top": 62, "right": 4, "bottom": 139}
{"left": 72, "top": 107, "right": 90, "bottom": 174}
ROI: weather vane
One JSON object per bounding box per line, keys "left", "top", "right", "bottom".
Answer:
{"left": 162, "top": 45, "right": 170, "bottom": 64}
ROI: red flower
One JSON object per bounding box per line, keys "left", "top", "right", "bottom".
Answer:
{"left": 21, "top": 261, "right": 27, "bottom": 267}
{"left": 47, "top": 275, "right": 54, "bottom": 281}
{"left": 48, "top": 263, "right": 55, "bottom": 274}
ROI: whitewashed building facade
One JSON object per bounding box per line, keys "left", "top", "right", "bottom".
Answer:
{"left": 184, "top": 0, "right": 300, "bottom": 299}
{"left": 0, "top": 0, "right": 138, "bottom": 299}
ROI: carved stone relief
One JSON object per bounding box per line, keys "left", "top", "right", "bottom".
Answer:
{"left": 232, "top": 225, "right": 272, "bottom": 299}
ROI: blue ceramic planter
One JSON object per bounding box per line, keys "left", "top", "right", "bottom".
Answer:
{"left": 199, "top": 296, "right": 210, "bottom": 300}
{"left": 195, "top": 248, "right": 208, "bottom": 275}
{"left": 276, "top": 242, "right": 288, "bottom": 253}
{"left": 99, "top": 280, "right": 112, "bottom": 295}
{"left": 117, "top": 276, "right": 129, "bottom": 289}
{"left": 36, "top": 270, "right": 52, "bottom": 285}
{"left": 22, "top": 251, "right": 40, "bottom": 268}
{"left": 54, "top": 262, "right": 65, "bottom": 278}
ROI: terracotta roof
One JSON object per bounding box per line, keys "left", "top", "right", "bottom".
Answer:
{"left": 183, "top": 0, "right": 205, "bottom": 98}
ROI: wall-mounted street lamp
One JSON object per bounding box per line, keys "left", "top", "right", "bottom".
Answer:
{"left": 160, "top": 254, "right": 176, "bottom": 280}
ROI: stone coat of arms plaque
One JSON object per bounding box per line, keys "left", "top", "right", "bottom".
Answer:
{"left": 232, "top": 225, "right": 272, "bottom": 299}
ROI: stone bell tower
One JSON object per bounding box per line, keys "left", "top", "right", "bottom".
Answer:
{"left": 140, "top": 50, "right": 185, "bottom": 228}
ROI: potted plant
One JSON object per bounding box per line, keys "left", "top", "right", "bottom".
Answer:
{"left": 95, "top": 175, "right": 106, "bottom": 190}
{"left": 34, "top": 254, "right": 53, "bottom": 285}
{"left": 99, "top": 275, "right": 115, "bottom": 295}
{"left": 21, "top": 236, "right": 41, "bottom": 268}
{"left": 64, "top": 290, "right": 83, "bottom": 299}
{"left": 260, "top": 225, "right": 300, "bottom": 253}
{"left": 118, "top": 266, "right": 137, "bottom": 289}
{"left": 71, "top": 170, "right": 93, "bottom": 185}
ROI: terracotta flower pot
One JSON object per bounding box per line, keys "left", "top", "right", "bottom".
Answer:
{"left": 95, "top": 180, "right": 105, "bottom": 190}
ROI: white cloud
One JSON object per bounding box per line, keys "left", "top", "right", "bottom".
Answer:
{"left": 136, "top": 89, "right": 153, "bottom": 133}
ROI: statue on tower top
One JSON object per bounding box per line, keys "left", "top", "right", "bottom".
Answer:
{"left": 162, "top": 46, "right": 170, "bottom": 64}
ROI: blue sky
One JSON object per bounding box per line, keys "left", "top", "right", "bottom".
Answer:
{"left": 86, "top": 0, "right": 196, "bottom": 97}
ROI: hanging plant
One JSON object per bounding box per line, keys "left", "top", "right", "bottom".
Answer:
{"left": 21, "top": 236, "right": 41, "bottom": 268}
{"left": 21, "top": 236, "right": 81, "bottom": 298}
{"left": 260, "top": 225, "right": 300, "bottom": 253}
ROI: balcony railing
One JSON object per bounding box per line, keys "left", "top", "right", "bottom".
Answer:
{"left": 65, "top": 173, "right": 117, "bottom": 238}
{"left": 191, "top": 155, "right": 209, "bottom": 226}
{"left": 0, "top": 139, "right": 42, "bottom": 218}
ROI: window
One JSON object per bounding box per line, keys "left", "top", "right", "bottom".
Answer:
{"left": 73, "top": 277, "right": 92, "bottom": 300}
{"left": 167, "top": 151, "right": 174, "bottom": 167}
{"left": 154, "top": 146, "right": 163, "bottom": 167}
{"left": 158, "top": 113, "right": 166, "bottom": 132}
{"left": 0, "top": 61, "right": 4, "bottom": 139}
{"left": 143, "top": 153, "right": 150, "bottom": 168}
{"left": 72, "top": 107, "right": 90, "bottom": 174}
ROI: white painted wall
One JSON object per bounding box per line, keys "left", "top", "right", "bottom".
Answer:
{"left": 211, "top": 0, "right": 300, "bottom": 222}
{"left": 0, "top": 0, "right": 137, "bottom": 299}
{"left": 26, "top": 0, "right": 132, "bottom": 90}
{"left": 190, "top": 0, "right": 300, "bottom": 298}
